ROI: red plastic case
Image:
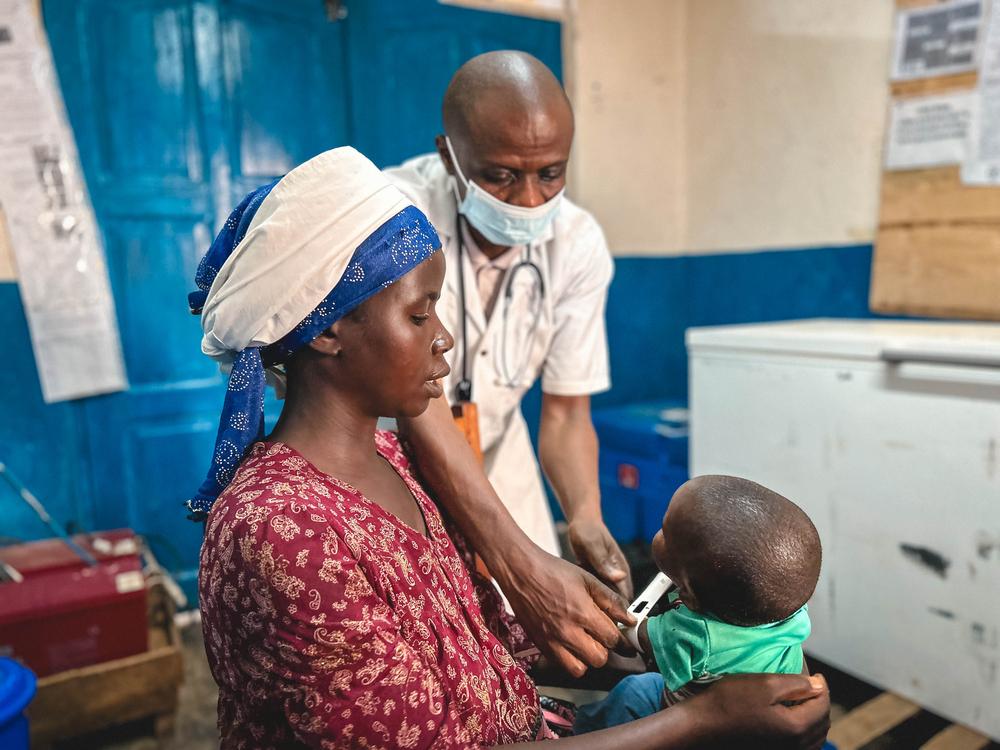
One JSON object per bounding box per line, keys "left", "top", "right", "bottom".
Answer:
{"left": 0, "top": 530, "right": 148, "bottom": 676}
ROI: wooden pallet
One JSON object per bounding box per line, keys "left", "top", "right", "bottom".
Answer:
{"left": 829, "top": 691, "right": 994, "bottom": 750}
{"left": 27, "top": 581, "right": 184, "bottom": 748}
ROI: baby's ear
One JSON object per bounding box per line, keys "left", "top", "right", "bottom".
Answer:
{"left": 679, "top": 586, "right": 700, "bottom": 613}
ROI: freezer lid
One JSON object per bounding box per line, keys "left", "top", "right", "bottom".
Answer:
{"left": 686, "top": 319, "right": 1000, "bottom": 364}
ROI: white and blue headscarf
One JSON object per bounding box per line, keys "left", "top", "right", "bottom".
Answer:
{"left": 186, "top": 147, "right": 440, "bottom": 519}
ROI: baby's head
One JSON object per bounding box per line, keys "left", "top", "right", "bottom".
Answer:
{"left": 651, "top": 475, "right": 821, "bottom": 627}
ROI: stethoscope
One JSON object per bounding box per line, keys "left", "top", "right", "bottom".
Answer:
{"left": 455, "top": 212, "right": 546, "bottom": 402}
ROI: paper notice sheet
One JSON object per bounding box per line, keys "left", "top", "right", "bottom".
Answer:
{"left": 892, "top": 0, "right": 982, "bottom": 81}
{"left": 963, "top": 0, "right": 1000, "bottom": 184}
{"left": 886, "top": 91, "right": 975, "bottom": 170}
{"left": 0, "top": 0, "right": 127, "bottom": 402}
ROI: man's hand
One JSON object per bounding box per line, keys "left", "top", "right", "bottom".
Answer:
{"left": 567, "top": 516, "right": 633, "bottom": 600}
{"left": 683, "top": 673, "right": 831, "bottom": 750}
{"left": 494, "top": 547, "right": 635, "bottom": 678}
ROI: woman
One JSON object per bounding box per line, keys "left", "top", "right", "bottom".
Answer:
{"left": 193, "top": 147, "right": 830, "bottom": 748}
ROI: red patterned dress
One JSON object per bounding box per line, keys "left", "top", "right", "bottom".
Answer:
{"left": 199, "top": 430, "right": 550, "bottom": 749}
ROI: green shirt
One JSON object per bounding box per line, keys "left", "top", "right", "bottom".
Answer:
{"left": 645, "top": 594, "right": 811, "bottom": 692}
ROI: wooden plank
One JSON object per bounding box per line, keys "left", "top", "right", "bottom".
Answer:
{"left": 438, "top": 0, "right": 564, "bottom": 21}
{"left": 828, "top": 693, "right": 922, "bottom": 750}
{"left": 890, "top": 72, "right": 978, "bottom": 98}
{"left": 870, "top": 223, "right": 1000, "bottom": 319}
{"left": 29, "top": 645, "right": 183, "bottom": 742}
{"left": 880, "top": 167, "right": 1000, "bottom": 225}
{"left": 872, "top": 2, "right": 999, "bottom": 320}
{"left": 921, "top": 724, "right": 992, "bottom": 750}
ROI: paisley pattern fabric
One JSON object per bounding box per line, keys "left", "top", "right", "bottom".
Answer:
{"left": 199, "top": 431, "right": 551, "bottom": 749}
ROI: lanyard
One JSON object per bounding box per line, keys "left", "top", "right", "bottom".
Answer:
{"left": 455, "top": 212, "right": 474, "bottom": 402}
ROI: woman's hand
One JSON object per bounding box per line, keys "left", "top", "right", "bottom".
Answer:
{"left": 493, "top": 547, "right": 635, "bottom": 677}
{"left": 683, "top": 673, "right": 831, "bottom": 750}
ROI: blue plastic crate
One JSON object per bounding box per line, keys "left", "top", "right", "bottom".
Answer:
{"left": 593, "top": 401, "right": 690, "bottom": 544}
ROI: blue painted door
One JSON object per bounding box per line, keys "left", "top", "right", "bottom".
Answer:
{"left": 346, "top": 0, "right": 562, "bottom": 167}
{"left": 42, "top": 0, "right": 350, "bottom": 596}
{"left": 31, "top": 0, "right": 560, "bottom": 600}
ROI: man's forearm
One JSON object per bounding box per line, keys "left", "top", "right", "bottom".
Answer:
{"left": 399, "top": 395, "right": 634, "bottom": 676}
{"left": 397, "top": 395, "right": 533, "bottom": 579}
{"left": 538, "top": 394, "right": 601, "bottom": 523}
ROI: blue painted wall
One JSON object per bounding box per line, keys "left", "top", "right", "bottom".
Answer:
{"left": 0, "top": 0, "right": 562, "bottom": 598}
{"left": 599, "top": 243, "right": 877, "bottom": 406}
{"left": 0, "top": 284, "right": 93, "bottom": 542}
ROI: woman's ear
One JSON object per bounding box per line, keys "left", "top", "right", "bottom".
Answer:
{"left": 308, "top": 325, "right": 341, "bottom": 357}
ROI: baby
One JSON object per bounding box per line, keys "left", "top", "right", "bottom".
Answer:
{"left": 575, "top": 474, "right": 822, "bottom": 732}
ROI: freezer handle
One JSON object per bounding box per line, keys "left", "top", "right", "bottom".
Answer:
{"left": 880, "top": 348, "right": 1000, "bottom": 369}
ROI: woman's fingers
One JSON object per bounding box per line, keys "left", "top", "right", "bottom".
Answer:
{"left": 695, "top": 673, "right": 832, "bottom": 748}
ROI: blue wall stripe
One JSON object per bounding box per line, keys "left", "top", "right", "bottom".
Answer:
{"left": 601, "top": 242, "right": 878, "bottom": 405}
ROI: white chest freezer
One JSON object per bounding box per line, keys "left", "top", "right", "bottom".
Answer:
{"left": 687, "top": 319, "right": 1000, "bottom": 739}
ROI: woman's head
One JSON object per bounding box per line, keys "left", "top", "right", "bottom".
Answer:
{"left": 288, "top": 250, "right": 453, "bottom": 419}
{"left": 187, "top": 147, "right": 444, "bottom": 516}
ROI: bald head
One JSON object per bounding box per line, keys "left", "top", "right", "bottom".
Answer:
{"left": 442, "top": 51, "right": 572, "bottom": 141}
{"left": 660, "top": 475, "right": 822, "bottom": 626}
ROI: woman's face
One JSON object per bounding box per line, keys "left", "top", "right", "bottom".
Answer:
{"left": 336, "top": 251, "right": 453, "bottom": 418}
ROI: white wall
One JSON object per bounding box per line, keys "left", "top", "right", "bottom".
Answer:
{"left": 0, "top": 208, "right": 16, "bottom": 281}
{"left": 565, "top": 0, "right": 895, "bottom": 256}
{"left": 564, "top": 0, "right": 687, "bottom": 253}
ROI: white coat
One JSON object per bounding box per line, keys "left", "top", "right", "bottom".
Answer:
{"left": 385, "top": 154, "right": 613, "bottom": 555}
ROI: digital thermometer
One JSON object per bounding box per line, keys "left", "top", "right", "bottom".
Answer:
{"left": 622, "top": 572, "right": 674, "bottom": 654}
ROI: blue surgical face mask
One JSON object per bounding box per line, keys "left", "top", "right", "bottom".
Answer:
{"left": 445, "top": 136, "right": 564, "bottom": 246}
